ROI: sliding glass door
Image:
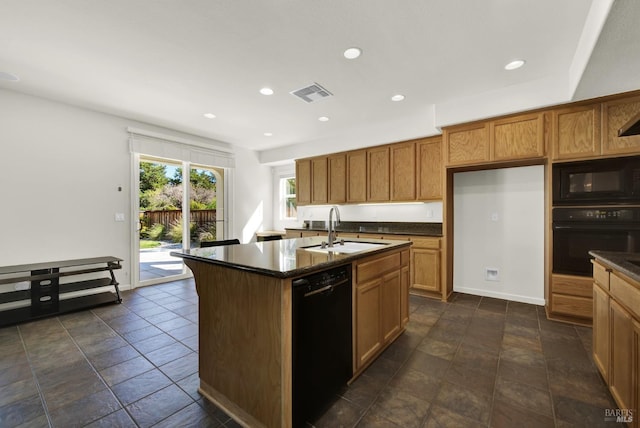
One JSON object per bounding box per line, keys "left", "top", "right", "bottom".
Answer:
{"left": 136, "top": 156, "right": 225, "bottom": 285}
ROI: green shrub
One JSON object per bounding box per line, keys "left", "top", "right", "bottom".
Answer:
{"left": 147, "top": 223, "right": 165, "bottom": 240}
{"left": 168, "top": 219, "right": 197, "bottom": 243}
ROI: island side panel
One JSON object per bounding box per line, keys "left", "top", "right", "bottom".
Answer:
{"left": 185, "top": 260, "right": 292, "bottom": 428}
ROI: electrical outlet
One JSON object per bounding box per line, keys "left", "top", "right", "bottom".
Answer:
{"left": 485, "top": 267, "right": 499, "bottom": 281}
{"left": 115, "top": 213, "right": 125, "bottom": 222}
{"left": 490, "top": 212, "right": 499, "bottom": 222}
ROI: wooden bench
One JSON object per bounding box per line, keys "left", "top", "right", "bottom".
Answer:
{"left": 0, "top": 256, "right": 122, "bottom": 327}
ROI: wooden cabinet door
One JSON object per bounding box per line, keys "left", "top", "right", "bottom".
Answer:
{"left": 311, "top": 157, "right": 328, "bottom": 204}
{"left": 491, "top": 113, "right": 545, "bottom": 161}
{"left": 285, "top": 230, "right": 302, "bottom": 239}
{"left": 411, "top": 248, "right": 440, "bottom": 293}
{"left": 328, "top": 154, "right": 346, "bottom": 203}
{"left": 367, "top": 147, "right": 390, "bottom": 201}
{"left": 296, "top": 159, "right": 311, "bottom": 205}
{"left": 416, "top": 137, "right": 442, "bottom": 200}
{"left": 355, "top": 279, "right": 382, "bottom": 370}
{"left": 610, "top": 299, "right": 634, "bottom": 412}
{"left": 444, "top": 122, "right": 490, "bottom": 166}
{"left": 592, "top": 283, "right": 610, "bottom": 381}
{"left": 347, "top": 150, "right": 367, "bottom": 203}
{"left": 390, "top": 142, "right": 416, "bottom": 201}
{"left": 602, "top": 95, "right": 640, "bottom": 155}
{"left": 380, "top": 270, "right": 401, "bottom": 343}
{"left": 634, "top": 318, "right": 640, "bottom": 428}
{"left": 400, "top": 265, "right": 410, "bottom": 328}
{"left": 551, "top": 104, "right": 601, "bottom": 160}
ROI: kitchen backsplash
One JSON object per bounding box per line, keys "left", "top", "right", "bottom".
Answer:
{"left": 296, "top": 201, "right": 443, "bottom": 225}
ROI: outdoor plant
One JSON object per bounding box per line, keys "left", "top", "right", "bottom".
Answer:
{"left": 147, "top": 223, "right": 165, "bottom": 241}
{"left": 168, "top": 218, "right": 197, "bottom": 243}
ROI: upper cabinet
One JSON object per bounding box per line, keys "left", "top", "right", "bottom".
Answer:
{"left": 602, "top": 95, "right": 640, "bottom": 156}
{"left": 551, "top": 104, "right": 601, "bottom": 161}
{"left": 390, "top": 142, "right": 416, "bottom": 201}
{"left": 444, "top": 113, "right": 545, "bottom": 167}
{"left": 295, "top": 137, "right": 445, "bottom": 206}
{"left": 328, "top": 154, "right": 346, "bottom": 204}
{"left": 490, "top": 113, "right": 545, "bottom": 161}
{"left": 347, "top": 150, "right": 367, "bottom": 203}
{"left": 416, "top": 137, "right": 442, "bottom": 200}
{"left": 311, "top": 157, "right": 328, "bottom": 204}
{"left": 367, "top": 146, "right": 390, "bottom": 202}
{"left": 444, "top": 122, "right": 490, "bottom": 166}
{"left": 296, "top": 159, "right": 311, "bottom": 206}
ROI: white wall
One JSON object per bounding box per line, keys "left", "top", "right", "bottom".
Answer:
{"left": 232, "top": 146, "right": 273, "bottom": 243}
{"left": 453, "top": 165, "right": 545, "bottom": 305}
{"left": 0, "top": 88, "right": 272, "bottom": 288}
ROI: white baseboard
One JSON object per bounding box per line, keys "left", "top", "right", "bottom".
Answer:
{"left": 453, "top": 285, "right": 546, "bottom": 306}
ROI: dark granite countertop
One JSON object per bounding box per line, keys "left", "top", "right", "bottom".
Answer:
{"left": 286, "top": 221, "right": 442, "bottom": 237}
{"left": 589, "top": 251, "right": 640, "bottom": 283}
{"left": 171, "top": 236, "right": 411, "bottom": 279}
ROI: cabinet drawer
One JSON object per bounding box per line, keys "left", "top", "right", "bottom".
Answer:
{"left": 357, "top": 252, "right": 401, "bottom": 284}
{"left": 592, "top": 261, "right": 611, "bottom": 290}
{"left": 551, "top": 274, "right": 593, "bottom": 298}
{"left": 410, "top": 237, "right": 441, "bottom": 250}
{"left": 610, "top": 273, "right": 640, "bottom": 320}
{"left": 551, "top": 293, "right": 593, "bottom": 319}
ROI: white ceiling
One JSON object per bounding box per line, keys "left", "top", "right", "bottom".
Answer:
{"left": 1, "top": 0, "right": 638, "bottom": 163}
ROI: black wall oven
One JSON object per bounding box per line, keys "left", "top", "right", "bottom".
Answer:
{"left": 553, "top": 156, "right": 640, "bottom": 205}
{"left": 553, "top": 207, "right": 640, "bottom": 276}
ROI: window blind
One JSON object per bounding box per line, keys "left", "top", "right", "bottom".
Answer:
{"left": 128, "top": 127, "right": 235, "bottom": 168}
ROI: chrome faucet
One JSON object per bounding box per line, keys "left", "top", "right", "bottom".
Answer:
{"left": 327, "top": 206, "right": 341, "bottom": 247}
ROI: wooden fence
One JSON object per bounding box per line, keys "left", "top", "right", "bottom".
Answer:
{"left": 140, "top": 209, "right": 217, "bottom": 229}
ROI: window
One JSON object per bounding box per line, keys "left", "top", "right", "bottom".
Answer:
{"left": 281, "top": 176, "right": 297, "bottom": 219}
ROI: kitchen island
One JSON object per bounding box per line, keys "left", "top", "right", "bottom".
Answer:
{"left": 171, "top": 236, "right": 411, "bottom": 428}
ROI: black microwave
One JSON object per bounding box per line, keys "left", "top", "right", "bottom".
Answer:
{"left": 553, "top": 156, "right": 640, "bottom": 205}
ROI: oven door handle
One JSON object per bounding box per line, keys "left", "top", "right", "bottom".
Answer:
{"left": 553, "top": 223, "right": 640, "bottom": 231}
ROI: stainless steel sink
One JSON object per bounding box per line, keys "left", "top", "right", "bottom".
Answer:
{"left": 303, "top": 241, "right": 387, "bottom": 254}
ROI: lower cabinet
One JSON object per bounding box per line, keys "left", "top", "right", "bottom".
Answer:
{"left": 400, "top": 264, "right": 410, "bottom": 328}
{"left": 592, "top": 282, "right": 609, "bottom": 380}
{"left": 354, "top": 249, "right": 409, "bottom": 375}
{"left": 592, "top": 259, "right": 640, "bottom": 427}
{"left": 355, "top": 278, "right": 382, "bottom": 368}
{"left": 410, "top": 237, "right": 443, "bottom": 299}
{"left": 609, "top": 299, "right": 634, "bottom": 413}
{"left": 380, "top": 270, "right": 401, "bottom": 342}
{"left": 548, "top": 274, "right": 593, "bottom": 323}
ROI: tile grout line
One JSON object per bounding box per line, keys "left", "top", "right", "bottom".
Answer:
{"left": 57, "top": 312, "right": 143, "bottom": 427}
{"left": 486, "top": 297, "right": 507, "bottom": 428}
{"left": 16, "top": 324, "right": 54, "bottom": 428}
{"left": 89, "top": 289, "right": 210, "bottom": 427}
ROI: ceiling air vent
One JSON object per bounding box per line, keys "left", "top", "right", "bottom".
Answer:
{"left": 290, "top": 83, "right": 333, "bottom": 103}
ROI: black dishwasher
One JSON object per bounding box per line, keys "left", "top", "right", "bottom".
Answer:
{"left": 292, "top": 264, "right": 352, "bottom": 427}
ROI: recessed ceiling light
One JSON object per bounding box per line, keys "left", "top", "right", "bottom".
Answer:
{"left": 264, "top": 132, "right": 273, "bottom": 137}
{"left": 391, "top": 94, "right": 405, "bottom": 102}
{"left": 0, "top": 71, "right": 20, "bottom": 82}
{"left": 504, "top": 60, "right": 526, "bottom": 70}
{"left": 343, "top": 47, "right": 362, "bottom": 59}
{"left": 318, "top": 116, "right": 329, "bottom": 122}
{"left": 260, "top": 87, "right": 274, "bottom": 95}
{"left": 203, "top": 113, "right": 216, "bottom": 119}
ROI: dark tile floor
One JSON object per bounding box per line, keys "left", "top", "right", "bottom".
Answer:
{"left": 0, "top": 280, "right": 624, "bottom": 427}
